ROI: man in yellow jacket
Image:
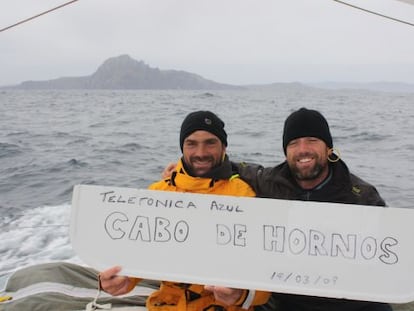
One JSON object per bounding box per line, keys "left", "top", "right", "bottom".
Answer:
{"left": 99, "top": 110, "right": 269, "bottom": 311}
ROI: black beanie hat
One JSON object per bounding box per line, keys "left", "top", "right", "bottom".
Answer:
{"left": 282, "top": 107, "right": 333, "bottom": 154}
{"left": 179, "top": 111, "right": 228, "bottom": 151}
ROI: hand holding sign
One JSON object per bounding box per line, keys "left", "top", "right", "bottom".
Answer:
{"left": 99, "top": 266, "right": 134, "bottom": 296}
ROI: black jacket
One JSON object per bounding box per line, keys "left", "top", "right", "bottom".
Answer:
{"left": 237, "top": 159, "right": 386, "bottom": 206}
{"left": 236, "top": 160, "right": 390, "bottom": 311}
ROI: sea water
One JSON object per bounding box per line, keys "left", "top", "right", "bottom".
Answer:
{"left": 1, "top": 88, "right": 414, "bottom": 280}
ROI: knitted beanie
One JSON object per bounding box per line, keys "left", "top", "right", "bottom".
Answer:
{"left": 179, "top": 111, "right": 227, "bottom": 151}
{"left": 282, "top": 107, "right": 333, "bottom": 154}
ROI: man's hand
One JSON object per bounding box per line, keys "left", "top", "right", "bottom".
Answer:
{"left": 204, "top": 285, "right": 244, "bottom": 306}
{"left": 99, "top": 266, "right": 132, "bottom": 296}
{"left": 162, "top": 162, "right": 177, "bottom": 179}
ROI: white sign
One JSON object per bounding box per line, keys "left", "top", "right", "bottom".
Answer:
{"left": 70, "top": 184, "right": 414, "bottom": 303}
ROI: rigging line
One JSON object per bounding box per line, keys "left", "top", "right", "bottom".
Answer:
{"left": 332, "top": 0, "right": 414, "bottom": 27}
{"left": 0, "top": 0, "right": 79, "bottom": 33}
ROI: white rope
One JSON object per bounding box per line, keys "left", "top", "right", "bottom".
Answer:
{"left": 85, "top": 275, "right": 112, "bottom": 311}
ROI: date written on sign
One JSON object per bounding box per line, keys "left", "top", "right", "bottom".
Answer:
{"left": 270, "top": 271, "right": 339, "bottom": 287}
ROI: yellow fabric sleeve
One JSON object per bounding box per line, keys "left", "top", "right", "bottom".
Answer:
{"left": 234, "top": 289, "right": 248, "bottom": 306}
{"left": 249, "top": 290, "right": 271, "bottom": 306}
{"left": 126, "top": 277, "right": 142, "bottom": 293}
{"left": 234, "top": 290, "right": 270, "bottom": 309}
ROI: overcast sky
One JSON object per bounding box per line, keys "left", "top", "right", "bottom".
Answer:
{"left": 1, "top": 0, "right": 413, "bottom": 86}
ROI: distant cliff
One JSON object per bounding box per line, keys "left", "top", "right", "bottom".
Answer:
{"left": 10, "top": 55, "right": 241, "bottom": 90}
{"left": 5, "top": 55, "right": 413, "bottom": 92}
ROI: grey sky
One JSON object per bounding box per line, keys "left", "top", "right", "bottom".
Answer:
{"left": 1, "top": 0, "right": 413, "bottom": 86}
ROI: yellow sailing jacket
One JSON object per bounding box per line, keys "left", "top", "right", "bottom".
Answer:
{"left": 148, "top": 159, "right": 256, "bottom": 196}
{"left": 128, "top": 159, "right": 269, "bottom": 311}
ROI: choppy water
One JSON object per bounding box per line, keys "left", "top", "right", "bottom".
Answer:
{"left": 1, "top": 88, "right": 414, "bottom": 278}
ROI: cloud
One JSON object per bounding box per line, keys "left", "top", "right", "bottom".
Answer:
{"left": 1, "top": 0, "right": 413, "bottom": 86}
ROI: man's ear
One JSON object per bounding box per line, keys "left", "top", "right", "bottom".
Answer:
{"left": 221, "top": 146, "right": 227, "bottom": 161}
{"left": 327, "top": 147, "right": 341, "bottom": 163}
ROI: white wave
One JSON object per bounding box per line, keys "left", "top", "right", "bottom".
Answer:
{"left": 0, "top": 203, "right": 83, "bottom": 277}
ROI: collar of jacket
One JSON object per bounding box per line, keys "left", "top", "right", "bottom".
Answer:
{"left": 170, "top": 156, "right": 234, "bottom": 191}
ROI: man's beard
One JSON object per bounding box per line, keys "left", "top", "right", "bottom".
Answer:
{"left": 291, "top": 162, "right": 324, "bottom": 181}
{"left": 187, "top": 155, "right": 217, "bottom": 176}
{"left": 288, "top": 153, "right": 326, "bottom": 181}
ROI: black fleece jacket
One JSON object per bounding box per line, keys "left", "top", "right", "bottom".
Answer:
{"left": 235, "top": 159, "right": 390, "bottom": 311}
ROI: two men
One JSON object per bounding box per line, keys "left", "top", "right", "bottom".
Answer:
{"left": 102, "top": 107, "right": 391, "bottom": 311}
{"left": 100, "top": 111, "right": 270, "bottom": 311}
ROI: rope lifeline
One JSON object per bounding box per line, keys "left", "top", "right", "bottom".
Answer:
{"left": 0, "top": 0, "right": 79, "bottom": 33}
{"left": 332, "top": 0, "right": 414, "bottom": 27}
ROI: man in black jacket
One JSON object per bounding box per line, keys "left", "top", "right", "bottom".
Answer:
{"left": 238, "top": 107, "right": 391, "bottom": 311}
